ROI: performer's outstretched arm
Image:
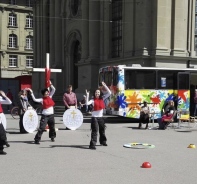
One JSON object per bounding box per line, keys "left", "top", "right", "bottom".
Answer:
{"left": 49, "top": 84, "right": 55, "bottom": 97}
{"left": 0, "top": 91, "right": 12, "bottom": 105}
{"left": 102, "top": 82, "right": 111, "bottom": 101}
{"left": 27, "top": 89, "right": 43, "bottom": 103}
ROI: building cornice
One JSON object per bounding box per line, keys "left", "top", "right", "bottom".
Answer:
{"left": 0, "top": 4, "right": 33, "bottom": 12}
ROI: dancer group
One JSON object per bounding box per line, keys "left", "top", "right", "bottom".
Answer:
{"left": 0, "top": 80, "right": 111, "bottom": 154}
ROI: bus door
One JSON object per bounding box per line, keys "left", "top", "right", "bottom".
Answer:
{"left": 177, "top": 72, "right": 190, "bottom": 118}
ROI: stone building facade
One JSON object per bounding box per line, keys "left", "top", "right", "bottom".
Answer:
{"left": 33, "top": 0, "right": 197, "bottom": 100}
{"left": 0, "top": 0, "right": 33, "bottom": 101}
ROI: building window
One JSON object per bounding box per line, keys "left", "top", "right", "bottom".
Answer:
{"left": 26, "top": 56, "right": 33, "bottom": 68}
{"left": 9, "top": 13, "right": 17, "bottom": 27}
{"left": 26, "top": 35, "right": 33, "bottom": 49}
{"left": 111, "top": 0, "right": 122, "bottom": 58}
{"left": 9, "top": 55, "right": 17, "bottom": 67}
{"left": 8, "top": 34, "right": 17, "bottom": 48}
{"left": 9, "top": 0, "right": 16, "bottom": 5}
{"left": 26, "top": 0, "right": 33, "bottom": 7}
{"left": 26, "top": 15, "right": 33, "bottom": 28}
{"left": 71, "top": 0, "right": 79, "bottom": 16}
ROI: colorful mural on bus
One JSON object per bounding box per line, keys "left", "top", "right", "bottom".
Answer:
{"left": 99, "top": 65, "right": 190, "bottom": 119}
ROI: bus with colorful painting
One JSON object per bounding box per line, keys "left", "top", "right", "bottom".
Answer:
{"left": 98, "top": 65, "right": 197, "bottom": 120}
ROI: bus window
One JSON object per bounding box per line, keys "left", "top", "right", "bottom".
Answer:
{"left": 157, "top": 71, "right": 177, "bottom": 89}
{"left": 178, "top": 73, "right": 190, "bottom": 89}
{"left": 113, "top": 69, "right": 118, "bottom": 86}
{"left": 125, "top": 70, "right": 156, "bottom": 89}
{"left": 104, "top": 71, "right": 112, "bottom": 86}
{"left": 98, "top": 72, "right": 104, "bottom": 84}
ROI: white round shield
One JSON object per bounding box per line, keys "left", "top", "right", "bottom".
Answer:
{"left": 23, "top": 109, "right": 39, "bottom": 133}
{"left": 0, "top": 113, "right": 7, "bottom": 130}
{"left": 63, "top": 109, "right": 83, "bottom": 130}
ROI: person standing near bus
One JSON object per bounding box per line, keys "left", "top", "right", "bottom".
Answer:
{"left": 194, "top": 90, "right": 197, "bottom": 116}
{"left": 86, "top": 82, "right": 111, "bottom": 150}
{"left": 0, "top": 90, "right": 12, "bottom": 154}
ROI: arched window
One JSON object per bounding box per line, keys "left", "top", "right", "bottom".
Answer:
{"left": 71, "top": 0, "right": 79, "bottom": 16}
{"left": 9, "top": 34, "right": 17, "bottom": 48}
{"left": 26, "top": 15, "right": 33, "bottom": 28}
{"left": 9, "top": 13, "right": 17, "bottom": 27}
{"left": 26, "top": 35, "right": 33, "bottom": 49}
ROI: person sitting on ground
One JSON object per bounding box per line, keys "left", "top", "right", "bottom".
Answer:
{"left": 159, "top": 100, "right": 176, "bottom": 130}
{"left": 138, "top": 101, "right": 150, "bottom": 129}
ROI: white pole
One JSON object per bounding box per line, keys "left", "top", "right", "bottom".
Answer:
{"left": 46, "top": 53, "right": 49, "bottom": 69}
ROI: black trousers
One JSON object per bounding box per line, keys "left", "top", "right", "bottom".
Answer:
{"left": 139, "top": 113, "right": 149, "bottom": 127}
{"left": 19, "top": 114, "right": 27, "bottom": 133}
{"left": 34, "top": 114, "right": 56, "bottom": 141}
{"left": 90, "top": 117, "right": 107, "bottom": 146}
{"left": 0, "top": 123, "right": 7, "bottom": 151}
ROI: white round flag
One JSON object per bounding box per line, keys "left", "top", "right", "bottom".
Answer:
{"left": 0, "top": 113, "right": 7, "bottom": 130}
{"left": 63, "top": 109, "right": 83, "bottom": 130}
{"left": 23, "top": 109, "right": 39, "bottom": 133}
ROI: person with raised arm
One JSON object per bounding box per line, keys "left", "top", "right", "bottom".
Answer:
{"left": 0, "top": 90, "right": 12, "bottom": 155}
{"left": 86, "top": 82, "right": 111, "bottom": 150}
{"left": 27, "top": 81, "right": 56, "bottom": 144}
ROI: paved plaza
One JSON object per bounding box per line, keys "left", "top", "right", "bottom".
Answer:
{"left": 1, "top": 114, "right": 197, "bottom": 184}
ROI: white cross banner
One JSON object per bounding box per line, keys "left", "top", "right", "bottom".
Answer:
{"left": 33, "top": 53, "right": 62, "bottom": 87}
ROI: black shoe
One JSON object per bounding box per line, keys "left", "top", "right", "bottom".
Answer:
{"left": 34, "top": 140, "right": 40, "bottom": 144}
{"left": 101, "top": 143, "right": 108, "bottom": 146}
{"left": 65, "top": 127, "right": 70, "bottom": 130}
{"left": 89, "top": 145, "right": 96, "bottom": 150}
{"left": 0, "top": 150, "right": 7, "bottom": 155}
{"left": 5, "top": 143, "right": 10, "bottom": 147}
{"left": 51, "top": 138, "right": 55, "bottom": 142}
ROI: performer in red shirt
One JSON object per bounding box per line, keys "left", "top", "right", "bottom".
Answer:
{"left": 86, "top": 82, "right": 111, "bottom": 150}
{"left": 0, "top": 90, "right": 12, "bottom": 155}
{"left": 28, "top": 81, "right": 56, "bottom": 144}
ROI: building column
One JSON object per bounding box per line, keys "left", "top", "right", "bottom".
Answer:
{"left": 134, "top": 0, "right": 152, "bottom": 56}
{"left": 54, "top": 1, "right": 62, "bottom": 67}
{"left": 80, "top": 0, "right": 89, "bottom": 62}
{"left": 103, "top": 1, "right": 110, "bottom": 60}
{"left": 88, "top": 0, "right": 100, "bottom": 60}
{"left": 171, "top": 0, "right": 188, "bottom": 56}
{"left": 49, "top": 0, "right": 55, "bottom": 66}
{"left": 123, "top": 0, "right": 134, "bottom": 57}
{"left": 153, "top": 0, "right": 172, "bottom": 56}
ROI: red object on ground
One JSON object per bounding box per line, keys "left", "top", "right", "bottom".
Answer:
{"left": 142, "top": 162, "right": 151, "bottom": 168}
